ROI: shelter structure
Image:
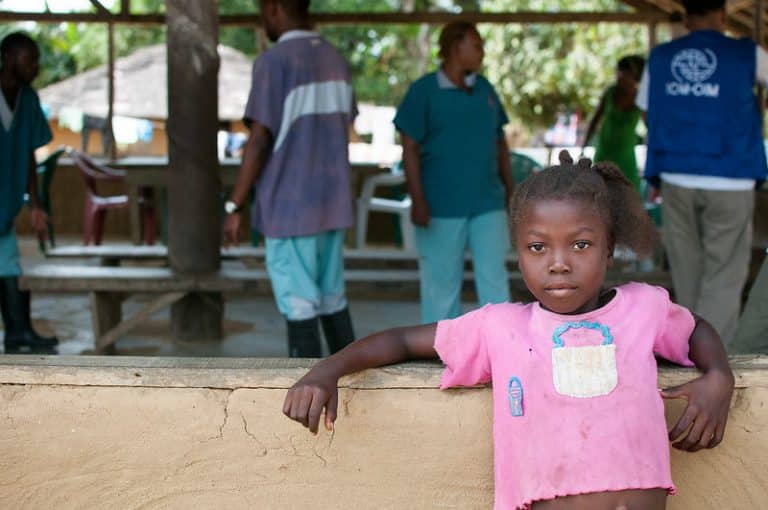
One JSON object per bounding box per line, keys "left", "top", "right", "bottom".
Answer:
{"left": 1, "top": 0, "right": 766, "bottom": 342}
{"left": 38, "top": 44, "right": 251, "bottom": 156}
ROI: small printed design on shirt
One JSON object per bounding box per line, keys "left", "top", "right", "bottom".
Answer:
{"left": 508, "top": 376, "right": 524, "bottom": 417}
{"left": 551, "top": 320, "right": 618, "bottom": 399}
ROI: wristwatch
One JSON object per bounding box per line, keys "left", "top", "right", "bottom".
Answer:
{"left": 224, "top": 200, "right": 242, "bottom": 215}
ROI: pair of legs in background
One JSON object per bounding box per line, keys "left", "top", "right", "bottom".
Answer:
{"left": 265, "top": 229, "right": 354, "bottom": 357}
{"left": 661, "top": 182, "right": 754, "bottom": 345}
{"left": 415, "top": 209, "right": 510, "bottom": 323}
{"left": 0, "top": 228, "right": 58, "bottom": 353}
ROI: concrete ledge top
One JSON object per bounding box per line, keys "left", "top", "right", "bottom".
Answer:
{"left": 0, "top": 355, "right": 766, "bottom": 390}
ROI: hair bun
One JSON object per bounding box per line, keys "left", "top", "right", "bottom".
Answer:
{"left": 558, "top": 150, "right": 574, "bottom": 166}
{"left": 576, "top": 157, "right": 593, "bottom": 171}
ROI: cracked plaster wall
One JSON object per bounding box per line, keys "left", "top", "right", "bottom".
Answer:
{"left": 0, "top": 362, "right": 766, "bottom": 509}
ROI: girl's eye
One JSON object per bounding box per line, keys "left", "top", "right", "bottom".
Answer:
{"left": 528, "top": 243, "right": 545, "bottom": 253}
{"left": 573, "top": 241, "right": 591, "bottom": 250}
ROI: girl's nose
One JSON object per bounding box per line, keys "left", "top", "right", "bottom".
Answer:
{"left": 548, "top": 254, "right": 571, "bottom": 274}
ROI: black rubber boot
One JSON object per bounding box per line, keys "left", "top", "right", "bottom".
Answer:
{"left": 320, "top": 307, "right": 355, "bottom": 355}
{"left": 286, "top": 317, "right": 322, "bottom": 358}
{"left": 0, "top": 277, "right": 58, "bottom": 353}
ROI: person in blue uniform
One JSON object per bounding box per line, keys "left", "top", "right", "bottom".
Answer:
{"left": 0, "top": 32, "right": 58, "bottom": 353}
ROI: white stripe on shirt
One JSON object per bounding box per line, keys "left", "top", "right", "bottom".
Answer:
{"left": 273, "top": 80, "right": 354, "bottom": 152}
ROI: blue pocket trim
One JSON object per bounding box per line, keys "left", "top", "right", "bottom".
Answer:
{"left": 552, "top": 320, "right": 613, "bottom": 348}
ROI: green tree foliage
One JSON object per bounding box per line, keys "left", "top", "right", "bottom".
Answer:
{"left": 480, "top": 0, "right": 647, "bottom": 132}
{"left": 3, "top": 0, "right": 650, "bottom": 134}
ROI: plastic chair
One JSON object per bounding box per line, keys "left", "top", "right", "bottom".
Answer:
{"left": 355, "top": 163, "right": 414, "bottom": 251}
{"left": 509, "top": 151, "right": 543, "bottom": 184}
{"left": 69, "top": 149, "right": 156, "bottom": 246}
{"left": 23, "top": 147, "right": 66, "bottom": 252}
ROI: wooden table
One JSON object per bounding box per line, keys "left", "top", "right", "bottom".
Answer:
{"left": 110, "top": 157, "right": 240, "bottom": 245}
{"left": 109, "top": 157, "right": 385, "bottom": 245}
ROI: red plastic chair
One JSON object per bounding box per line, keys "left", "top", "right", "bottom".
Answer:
{"left": 68, "top": 149, "right": 156, "bottom": 245}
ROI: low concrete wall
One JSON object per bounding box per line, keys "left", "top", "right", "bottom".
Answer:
{"left": 0, "top": 355, "right": 766, "bottom": 509}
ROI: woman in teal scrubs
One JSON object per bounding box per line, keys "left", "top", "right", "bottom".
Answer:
{"left": 0, "top": 32, "right": 58, "bottom": 353}
{"left": 394, "top": 22, "right": 515, "bottom": 323}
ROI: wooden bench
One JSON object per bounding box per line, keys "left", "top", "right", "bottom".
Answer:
{"left": 21, "top": 264, "right": 672, "bottom": 354}
{"left": 43, "top": 244, "right": 521, "bottom": 269}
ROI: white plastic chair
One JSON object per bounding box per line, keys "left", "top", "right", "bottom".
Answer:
{"left": 355, "top": 168, "right": 415, "bottom": 251}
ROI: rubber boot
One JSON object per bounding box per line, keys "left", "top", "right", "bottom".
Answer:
{"left": 286, "top": 317, "right": 322, "bottom": 358}
{"left": 0, "top": 277, "right": 58, "bottom": 353}
{"left": 320, "top": 307, "right": 355, "bottom": 355}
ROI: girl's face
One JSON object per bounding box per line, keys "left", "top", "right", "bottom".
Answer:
{"left": 450, "top": 29, "right": 484, "bottom": 73}
{"left": 516, "top": 198, "right": 614, "bottom": 315}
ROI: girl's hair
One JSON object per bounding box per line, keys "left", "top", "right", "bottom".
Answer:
{"left": 509, "top": 151, "right": 657, "bottom": 257}
{"left": 617, "top": 55, "right": 645, "bottom": 82}
{"left": 438, "top": 21, "right": 477, "bottom": 60}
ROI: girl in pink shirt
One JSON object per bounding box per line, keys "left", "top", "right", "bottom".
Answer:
{"left": 283, "top": 151, "right": 734, "bottom": 510}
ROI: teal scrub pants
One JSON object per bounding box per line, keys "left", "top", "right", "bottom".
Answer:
{"left": 265, "top": 229, "right": 347, "bottom": 321}
{"left": 415, "top": 209, "right": 511, "bottom": 323}
{"left": 0, "top": 229, "right": 22, "bottom": 277}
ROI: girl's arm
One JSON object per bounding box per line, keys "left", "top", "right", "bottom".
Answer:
{"left": 283, "top": 324, "right": 438, "bottom": 434}
{"left": 661, "top": 316, "right": 735, "bottom": 452}
{"left": 580, "top": 91, "right": 607, "bottom": 150}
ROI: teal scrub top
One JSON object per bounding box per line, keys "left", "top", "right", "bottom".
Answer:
{"left": 394, "top": 71, "right": 508, "bottom": 218}
{"left": 0, "top": 86, "right": 52, "bottom": 234}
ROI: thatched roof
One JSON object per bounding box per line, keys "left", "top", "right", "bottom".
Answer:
{"left": 39, "top": 44, "right": 252, "bottom": 121}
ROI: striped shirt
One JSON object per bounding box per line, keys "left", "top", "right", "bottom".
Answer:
{"left": 244, "top": 31, "right": 356, "bottom": 238}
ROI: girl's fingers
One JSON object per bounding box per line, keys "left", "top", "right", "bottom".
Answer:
{"left": 668, "top": 405, "right": 696, "bottom": 441}
{"left": 294, "top": 389, "right": 313, "bottom": 428}
{"left": 675, "top": 415, "right": 707, "bottom": 451}
{"left": 325, "top": 390, "right": 339, "bottom": 431}
{"left": 709, "top": 420, "right": 725, "bottom": 449}
{"left": 307, "top": 391, "right": 327, "bottom": 434}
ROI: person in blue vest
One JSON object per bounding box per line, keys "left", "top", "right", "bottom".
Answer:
{"left": 0, "top": 32, "right": 59, "bottom": 353}
{"left": 637, "top": 0, "right": 768, "bottom": 345}
{"left": 394, "top": 21, "right": 514, "bottom": 323}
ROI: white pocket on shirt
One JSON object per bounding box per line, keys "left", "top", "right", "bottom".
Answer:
{"left": 551, "top": 321, "right": 617, "bottom": 398}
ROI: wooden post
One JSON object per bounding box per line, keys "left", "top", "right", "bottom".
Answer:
{"left": 756, "top": 0, "right": 765, "bottom": 115}
{"left": 107, "top": 22, "right": 116, "bottom": 160}
{"left": 648, "top": 21, "right": 657, "bottom": 49}
{"left": 165, "top": 0, "right": 223, "bottom": 341}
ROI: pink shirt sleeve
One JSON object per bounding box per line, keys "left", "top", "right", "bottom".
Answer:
{"left": 434, "top": 306, "right": 492, "bottom": 389}
{"left": 651, "top": 286, "right": 695, "bottom": 367}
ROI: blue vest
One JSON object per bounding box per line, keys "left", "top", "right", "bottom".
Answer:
{"left": 646, "top": 30, "right": 767, "bottom": 184}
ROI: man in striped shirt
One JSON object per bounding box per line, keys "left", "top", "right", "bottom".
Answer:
{"left": 224, "top": 0, "right": 357, "bottom": 357}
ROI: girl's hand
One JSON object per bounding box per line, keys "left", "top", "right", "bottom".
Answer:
{"left": 283, "top": 369, "right": 340, "bottom": 434}
{"left": 661, "top": 368, "right": 734, "bottom": 452}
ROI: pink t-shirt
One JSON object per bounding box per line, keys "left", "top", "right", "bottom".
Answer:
{"left": 434, "top": 283, "right": 695, "bottom": 510}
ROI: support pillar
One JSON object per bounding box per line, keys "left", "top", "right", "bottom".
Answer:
{"left": 165, "top": 0, "right": 223, "bottom": 341}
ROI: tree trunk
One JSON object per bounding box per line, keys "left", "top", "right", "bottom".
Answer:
{"left": 165, "top": 0, "right": 223, "bottom": 341}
